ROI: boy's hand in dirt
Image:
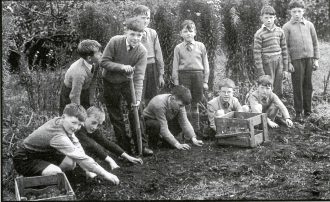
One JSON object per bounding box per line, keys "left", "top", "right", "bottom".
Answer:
{"left": 203, "top": 82, "right": 208, "bottom": 90}
{"left": 267, "top": 118, "right": 279, "bottom": 128}
{"left": 103, "top": 172, "right": 120, "bottom": 185}
{"left": 288, "top": 63, "right": 295, "bottom": 73}
{"left": 175, "top": 143, "right": 191, "bottom": 150}
{"left": 159, "top": 75, "right": 165, "bottom": 88}
{"left": 192, "top": 137, "right": 204, "bottom": 146}
{"left": 285, "top": 118, "right": 293, "bottom": 127}
{"left": 122, "top": 152, "right": 143, "bottom": 164}
{"left": 105, "top": 156, "right": 120, "bottom": 170}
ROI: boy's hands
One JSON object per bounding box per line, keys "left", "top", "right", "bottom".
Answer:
{"left": 192, "top": 137, "right": 204, "bottom": 146}
{"left": 203, "top": 82, "right": 209, "bottom": 90}
{"left": 285, "top": 118, "right": 293, "bottom": 127}
{"left": 121, "top": 65, "right": 135, "bottom": 74}
{"left": 313, "top": 59, "right": 319, "bottom": 71}
{"left": 103, "top": 172, "right": 120, "bottom": 185}
{"left": 288, "top": 63, "right": 295, "bottom": 73}
{"left": 126, "top": 155, "right": 143, "bottom": 165}
{"left": 159, "top": 75, "right": 165, "bottom": 88}
{"left": 175, "top": 143, "right": 191, "bottom": 150}
{"left": 267, "top": 118, "right": 279, "bottom": 128}
{"left": 105, "top": 156, "right": 120, "bottom": 170}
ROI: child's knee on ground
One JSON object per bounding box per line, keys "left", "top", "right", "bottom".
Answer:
{"left": 59, "top": 156, "right": 76, "bottom": 171}
{"left": 41, "top": 164, "right": 63, "bottom": 176}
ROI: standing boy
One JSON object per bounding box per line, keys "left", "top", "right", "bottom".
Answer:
{"left": 76, "top": 106, "right": 143, "bottom": 175}
{"left": 207, "top": 78, "right": 242, "bottom": 136}
{"left": 283, "top": 0, "right": 319, "bottom": 122}
{"left": 59, "top": 40, "right": 102, "bottom": 114}
{"left": 172, "top": 20, "right": 210, "bottom": 134}
{"left": 133, "top": 5, "right": 165, "bottom": 106}
{"left": 13, "top": 103, "right": 119, "bottom": 185}
{"left": 253, "top": 5, "right": 288, "bottom": 97}
{"left": 246, "top": 75, "right": 293, "bottom": 128}
{"left": 100, "top": 18, "right": 153, "bottom": 156}
{"left": 143, "top": 85, "right": 204, "bottom": 150}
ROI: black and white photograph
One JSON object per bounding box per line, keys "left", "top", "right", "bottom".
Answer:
{"left": 2, "top": 0, "right": 330, "bottom": 200}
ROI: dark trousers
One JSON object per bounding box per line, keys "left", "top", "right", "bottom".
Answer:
{"left": 291, "top": 58, "right": 313, "bottom": 114}
{"left": 263, "top": 54, "right": 283, "bottom": 97}
{"left": 103, "top": 79, "right": 148, "bottom": 153}
{"left": 59, "top": 82, "right": 90, "bottom": 115}
{"left": 142, "top": 63, "right": 159, "bottom": 106}
{"left": 145, "top": 117, "right": 181, "bottom": 148}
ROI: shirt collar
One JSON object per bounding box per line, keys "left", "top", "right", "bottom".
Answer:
{"left": 262, "top": 24, "right": 277, "bottom": 31}
{"left": 184, "top": 40, "right": 195, "bottom": 46}
{"left": 83, "top": 59, "right": 93, "bottom": 71}
{"left": 290, "top": 17, "right": 306, "bottom": 24}
{"left": 126, "top": 38, "right": 136, "bottom": 51}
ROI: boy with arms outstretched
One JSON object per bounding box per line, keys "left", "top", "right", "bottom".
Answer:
{"left": 133, "top": 5, "right": 165, "bottom": 105}
{"left": 143, "top": 85, "right": 204, "bottom": 150}
{"left": 13, "top": 103, "right": 119, "bottom": 185}
{"left": 172, "top": 20, "right": 210, "bottom": 134}
{"left": 282, "top": 0, "right": 319, "bottom": 122}
{"left": 100, "top": 18, "right": 153, "bottom": 156}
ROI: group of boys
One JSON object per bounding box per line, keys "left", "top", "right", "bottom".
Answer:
{"left": 13, "top": 0, "right": 319, "bottom": 185}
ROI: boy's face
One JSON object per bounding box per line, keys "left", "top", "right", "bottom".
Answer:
{"left": 257, "top": 84, "right": 272, "bottom": 98}
{"left": 290, "top": 8, "right": 304, "bottom": 21}
{"left": 62, "top": 115, "right": 83, "bottom": 135}
{"left": 219, "top": 87, "right": 233, "bottom": 102}
{"left": 125, "top": 30, "right": 143, "bottom": 48}
{"left": 170, "top": 96, "right": 185, "bottom": 111}
{"left": 84, "top": 115, "right": 104, "bottom": 133}
{"left": 261, "top": 14, "right": 276, "bottom": 28}
{"left": 180, "top": 27, "right": 196, "bottom": 42}
{"left": 135, "top": 11, "right": 150, "bottom": 28}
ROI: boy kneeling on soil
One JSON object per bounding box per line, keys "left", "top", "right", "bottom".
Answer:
{"left": 207, "top": 78, "right": 243, "bottom": 138}
{"left": 13, "top": 103, "right": 119, "bottom": 185}
{"left": 143, "top": 85, "right": 204, "bottom": 150}
{"left": 245, "top": 75, "right": 293, "bottom": 128}
{"left": 75, "top": 106, "right": 143, "bottom": 178}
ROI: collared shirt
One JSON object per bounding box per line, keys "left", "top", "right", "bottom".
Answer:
{"left": 143, "top": 94, "right": 196, "bottom": 146}
{"left": 207, "top": 96, "right": 242, "bottom": 131}
{"left": 126, "top": 39, "right": 134, "bottom": 51}
{"left": 282, "top": 17, "right": 319, "bottom": 62}
{"left": 83, "top": 59, "right": 93, "bottom": 71}
{"left": 253, "top": 24, "right": 288, "bottom": 72}
{"left": 172, "top": 40, "right": 210, "bottom": 84}
{"left": 247, "top": 90, "right": 290, "bottom": 119}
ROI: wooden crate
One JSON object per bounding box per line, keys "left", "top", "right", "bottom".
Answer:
{"left": 214, "top": 112, "right": 269, "bottom": 147}
{"left": 15, "top": 173, "right": 75, "bottom": 201}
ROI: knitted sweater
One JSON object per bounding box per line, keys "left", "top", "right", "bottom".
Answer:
{"left": 23, "top": 117, "right": 107, "bottom": 175}
{"left": 76, "top": 127, "right": 124, "bottom": 160}
{"left": 172, "top": 40, "right": 210, "bottom": 84}
{"left": 141, "top": 28, "right": 164, "bottom": 75}
{"left": 101, "top": 35, "right": 147, "bottom": 101}
{"left": 253, "top": 24, "right": 289, "bottom": 72}
{"left": 143, "top": 94, "right": 196, "bottom": 146}
{"left": 282, "top": 18, "right": 319, "bottom": 63}
{"left": 63, "top": 58, "right": 96, "bottom": 105}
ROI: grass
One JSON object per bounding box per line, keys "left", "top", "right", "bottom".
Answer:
{"left": 313, "top": 41, "right": 330, "bottom": 95}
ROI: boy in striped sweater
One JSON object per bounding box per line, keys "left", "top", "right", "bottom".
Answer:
{"left": 253, "top": 5, "right": 289, "bottom": 98}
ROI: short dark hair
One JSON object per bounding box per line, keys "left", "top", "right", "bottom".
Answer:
{"left": 219, "top": 78, "right": 236, "bottom": 89}
{"left": 261, "top": 5, "right": 276, "bottom": 16}
{"left": 257, "top": 75, "right": 273, "bottom": 87}
{"left": 63, "top": 103, "right": 87, "bottom": 122}
{"left": 133, "top": 5, "right": 150, "bottom": 16}
{"left": 125, "top": 18, "right": 145, "bottom": 32}
{"left": 171, "top": 85, "right": 192, "bottom": 105}
{"left": 288, "top": 0, "right": 305, "bottom": 10}
{"left": 77, "top": 39, "right": 101, "bottom": 59}
{"left": 180, "top": 20, "right": 196, "bottom": 32}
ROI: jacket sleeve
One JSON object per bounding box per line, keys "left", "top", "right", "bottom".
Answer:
{"left": 172, "top": 46, "right": 180, "bottom": 85}
{"left": 201, "top": 43, "right": 210, "bottom": 83}
{"left": 253, "top": 31, "right": 265, "bottom": 76}
{"left": 69, "top": 74, "right": 85, "bottom": 105}
{"left": 154, "top": 32, "right": 165, "bottom": 75}
{"left": 133, "top": 50, "right": 148, "bottom": 102}
{"left": 100, "top": 37, "right": 124, "bottom": 71}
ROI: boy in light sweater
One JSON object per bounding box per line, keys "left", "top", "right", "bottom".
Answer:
{"left": 100, "top": 18, "right": 153, "bottom": 156}
{"left": 253, "top": 5, "right": 289, "bottom": 97}
{"left": 13, "top": 103, "right": 119, "bottom": 185}
{"left": 133, "top": 5, "right": 165, "bottom": 106}
{"left": 172, "top": 20, "right": 210, "bottom": 134}
{"left": 59, "top": 40, "right": 102, "bottom": 114}
{"left": 282, "top": 0, "right": 319, "bottom": 122}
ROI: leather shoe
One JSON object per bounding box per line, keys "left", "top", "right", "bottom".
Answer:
{"left": 142, "top": 147, "right": 154, "bottom": 156}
